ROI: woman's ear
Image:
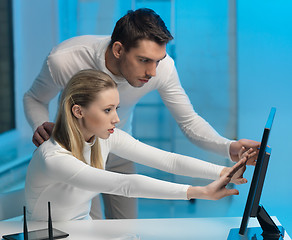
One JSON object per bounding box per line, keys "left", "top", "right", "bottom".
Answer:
{"left": 72, "top": 105, "right": 83, "bottom": 119}
{"left": 112, "top": 41, "right": 124, "bottom": 59}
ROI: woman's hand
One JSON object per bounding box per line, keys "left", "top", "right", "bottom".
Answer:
{"left": 187, "top": 156, "right": 248, "bottom": 200}
{"left": 220, "top": 147, "right": 256, "bottom": 185}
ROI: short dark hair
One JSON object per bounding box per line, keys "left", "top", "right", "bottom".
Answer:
{"left": 110, "top": 8, "right": 173, "bottom": 51}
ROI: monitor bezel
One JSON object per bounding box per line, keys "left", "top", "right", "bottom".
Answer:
{"left": 239, "top": 107, "right": 276, "bottom": 235}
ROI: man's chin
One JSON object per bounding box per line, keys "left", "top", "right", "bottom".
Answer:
{"left": 129, "top": 81, "right": 146, "bottom": 88}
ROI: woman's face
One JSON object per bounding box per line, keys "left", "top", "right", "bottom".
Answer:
{"left": 74, "top": 88, "right": 120, "bottom": 141}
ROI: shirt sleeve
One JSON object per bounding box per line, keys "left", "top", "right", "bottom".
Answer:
{"left": 109, "top": 129, "right": 225, "bottom": 180}
{"left": 23, "top": 58, "right": 62, "bottom": 131}
{"left": 157, "top": 59, "right": 233, "bottom": 159}
{"left": 23, "top": 47, "right": 89, "bottom": 132}
{"left": 41, "top": 148, "right": 190, "bottom": 200}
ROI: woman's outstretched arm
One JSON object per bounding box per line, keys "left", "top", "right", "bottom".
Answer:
{"left": 37, "top": 143, "right": 248, "bottom": 201}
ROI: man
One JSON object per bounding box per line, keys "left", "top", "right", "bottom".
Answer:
{"left": 23, "top": 8, "right": 259, "bottom": 219}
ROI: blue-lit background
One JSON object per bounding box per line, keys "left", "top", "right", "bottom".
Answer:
{"left": 1, "top": 0, "right": 291, "bottom": 234}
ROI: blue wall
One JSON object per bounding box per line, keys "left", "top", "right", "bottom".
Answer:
{"left": 12, "top": 0, "right": 60, "bottom": 137}
{"left": 237, "top": 0, "right": 292, "bottom": 232}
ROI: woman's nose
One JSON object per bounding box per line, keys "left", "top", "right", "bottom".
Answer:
{"left": 112, "top": 112, "right": 120, "bottom": 124}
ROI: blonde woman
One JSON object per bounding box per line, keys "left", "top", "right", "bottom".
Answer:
{"left": 25, "top": 69, "right": 254, "bottom": 221}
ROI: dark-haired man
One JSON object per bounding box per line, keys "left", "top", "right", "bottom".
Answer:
{"left": 24, "top": 8, "right": 260, "bottom": 220}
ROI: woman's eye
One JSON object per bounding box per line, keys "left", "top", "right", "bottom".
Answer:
{"left": 116, "top": 106, "right": 120, "bottom": 110}
{"left": 104, "top": 108, "right": 111, "bottom": 113}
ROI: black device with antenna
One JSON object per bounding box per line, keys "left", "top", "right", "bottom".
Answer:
{"left": 2, "top": 202, "right": 69, "bottom": 240}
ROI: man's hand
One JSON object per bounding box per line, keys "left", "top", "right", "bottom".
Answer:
{"left": 32, "top": 122, "right": 55, "bottom": 147}
{"left": 230, "top": 139, "right": 260, "bottom": 165}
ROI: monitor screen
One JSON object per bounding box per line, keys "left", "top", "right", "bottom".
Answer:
{"left": 228, "top": 107, "right": 286, "bottom": 239}
{"left": 239, "top": 107, "right": 276, "bottom": 235}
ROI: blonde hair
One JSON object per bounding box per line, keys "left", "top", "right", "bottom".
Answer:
{"left": 52, "top": 69, "right": 117, "bottom": 169}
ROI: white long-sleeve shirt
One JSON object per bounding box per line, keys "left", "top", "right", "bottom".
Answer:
{"left": 23, "top": 35, "right": 232, "bottom": 158}
{"left": 25, "top": 128, "right": 224, "bottom": 221}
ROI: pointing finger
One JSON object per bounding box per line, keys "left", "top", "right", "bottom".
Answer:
{"left": 227, "top": 158, "right": 247, "bottom": 178}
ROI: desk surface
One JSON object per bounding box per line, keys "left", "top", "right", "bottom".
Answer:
{"left": 0, "top": 217, "right": 290, "bottom": 240}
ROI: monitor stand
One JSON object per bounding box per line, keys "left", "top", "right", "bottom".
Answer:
{"left": 228, "top": 205, "right": 285, "bottom": 240}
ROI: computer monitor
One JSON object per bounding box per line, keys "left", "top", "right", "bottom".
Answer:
{"left": 228, "top": 107, "right": 286, "bottom": 240}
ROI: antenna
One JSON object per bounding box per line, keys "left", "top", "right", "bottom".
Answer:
{"left": 23, "top": 206, "right": 28, "bottom": 240}
{"left": 48, "top": 202, "right": 53, "bottom": 240}
{"left": 3, "top": 203, "right": 68, "bottom": 240}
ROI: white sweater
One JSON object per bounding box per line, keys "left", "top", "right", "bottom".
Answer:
{"left": 25, "top": 129, "right": 225, "bottom": 221}
{"left": 23, "top": 35, "right": 232, "bottom": 158}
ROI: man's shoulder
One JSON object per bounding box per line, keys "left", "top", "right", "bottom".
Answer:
{"left": 45, "top": 35, "right": 110, "bottom": 85}
{"left": 156, "top": 53, "right": 175, "bottom": 76}
{"left": 160, "top": 53, "right": 175, "bottom": 66}
{"left": 49, "top": 35, "right": 110, "bottom": 56}
{"left": 152, "top": 53, "right": 176, "bottom": 87}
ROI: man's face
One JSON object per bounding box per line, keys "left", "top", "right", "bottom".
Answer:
{"left": 117, "top": 40, "right": 167, "bottom": 88}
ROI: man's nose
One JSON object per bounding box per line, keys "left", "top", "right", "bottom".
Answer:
{"left": 146, "top": 62, "right": 157, "bottom": 78}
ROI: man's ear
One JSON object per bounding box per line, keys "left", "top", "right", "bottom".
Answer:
{"left": 72, "top": 105, "right": 83, "bottom": 119}
{"left": 112, "top": 41, "right": 124, "bottom": 59}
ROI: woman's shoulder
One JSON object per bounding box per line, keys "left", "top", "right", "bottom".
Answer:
{"left": 36, "top": 138, "right": 72, "bottom": 160}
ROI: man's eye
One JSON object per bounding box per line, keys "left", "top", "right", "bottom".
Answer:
{"left": 140, "top": 58, "right": 149, "bottom": 63}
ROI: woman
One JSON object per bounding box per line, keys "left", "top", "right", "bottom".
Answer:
{"left": 25, "top": 69, "right": 254, "bottom": 221}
